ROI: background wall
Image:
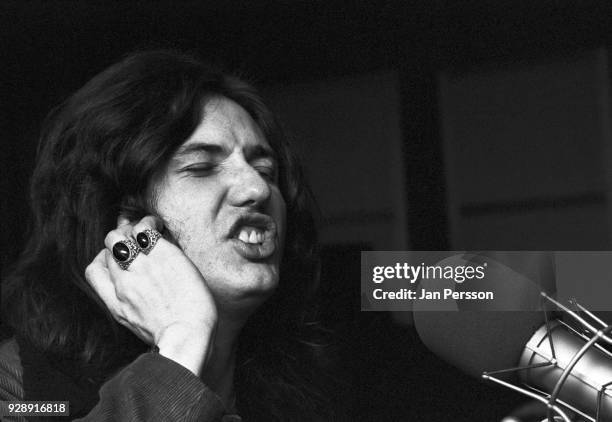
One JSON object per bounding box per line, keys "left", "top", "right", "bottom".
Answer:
{"left": 4, "top": 1, "right": 612, "bottom": 420}
{"left": 440, "top": 49, "right": 612, "bottom": 250}
{"left": 265, "top": 71, "right": 408, "bottom": 250}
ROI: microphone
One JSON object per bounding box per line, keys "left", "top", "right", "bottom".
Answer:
{"left": 412, "top": 252, "right": 612, "bottom": 422}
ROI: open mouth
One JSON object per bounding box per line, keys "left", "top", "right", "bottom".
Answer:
{"left": 228, "top": 214, "right": 277, "bottom": 259}
{"left": 236, "top": 226, "right": 268, "bottom": 244}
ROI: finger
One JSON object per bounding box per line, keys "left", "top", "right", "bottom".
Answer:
{"left": 104, "top": 240, "right": 141, "bottom": 276}
{"left": 117, "top": 215, "right": 131, "bottom": 227}
{"left": 131, "top": 216, "right": 165, "bottom": 254}
{"left": 104, "top": 225, "right": 135, "bottom": 251}
{"left": 132, "top": 215, "right": 164, "bottom": 235}
{"left": 85, "top": 249, "right": 121, "bottom": 311}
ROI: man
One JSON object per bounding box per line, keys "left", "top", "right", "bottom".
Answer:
{"left": 1, "top": 50, "right": 336, "bottom": 421}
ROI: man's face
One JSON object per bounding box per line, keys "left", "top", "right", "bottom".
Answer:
{"left": 153, "top": 97, "right": 286, "bottom": 311}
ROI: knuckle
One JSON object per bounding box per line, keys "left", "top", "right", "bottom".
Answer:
{"left": 85, "top": 260, "right": 106, "bottom": 283}
{"left": 135, "top": 216, "right": 156, "bottom": 233}
{"left": 144, "top": 215, "right": 164, "bottom": 231}
{"left": 132, "top": 224, "right": 146, "bottom": 236}
{"left": 84, "top": 264, "right": 95, "bottom": 281}
{"left": 115, "top": 288, "right": 129, "bottom": 303}
{"left": 104, "top": 230, "right": 118, "bottom": 245}
{"left": 114, "top": 283, "right": 135, "bottom": 304}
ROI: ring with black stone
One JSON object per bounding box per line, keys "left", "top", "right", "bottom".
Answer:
{"left": 135, "top": 229, "right": 162, "bottom": 255}
{"left": 112, "top": 239, "right": 140, "bottom": 270}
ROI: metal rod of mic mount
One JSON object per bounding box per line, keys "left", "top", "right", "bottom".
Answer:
{"left": 569, "top": 298, "right": 588, "bottom": 338}
{"left": 573, "top": 301, "right": 608, "bottom": 329}
{"left": 540, "top": 293, "right": 612, "bottom": 422}
{"left": 545, "top": 324, "right": 612, "bottom": 422}
{"left": 482, "top": 294, "right": 612, "bottom": 422}
{"left": 541, "top": 292, "right": 612, "bottom": 345}
{"left": 484, "top": 361, "right": 553, "bottom": 376}
{"left": 482, "top": 373, "right": 572, "bottom": 422}
{"left": 596, "top": 381, "right": 612, "bottom": 422}
{"left": 543, "top": 294, "right": 558, "bottom": 361}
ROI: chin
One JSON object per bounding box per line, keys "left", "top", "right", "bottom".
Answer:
{"left": 240, "top": 266, "right": 279, "bottom": 295}
{"left": 212, "top": 265, "right": 279, "bottom": 301}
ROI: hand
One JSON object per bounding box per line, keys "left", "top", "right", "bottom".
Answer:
{"left": 85, "top": 215, "right": 217, "bottom": 376}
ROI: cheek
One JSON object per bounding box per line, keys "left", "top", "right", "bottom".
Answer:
{"left": 153, "top": 180, "right": 219, "bottom": 242}
{"left": 155, "top": 194, "right": 202, "bottom": 249}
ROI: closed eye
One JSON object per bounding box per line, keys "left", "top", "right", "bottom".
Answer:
{"left": 254, "top": 165, "right": 277, "bottom": 182}
{"left": 180, "top": 163, "right": 217, "bottom": 176}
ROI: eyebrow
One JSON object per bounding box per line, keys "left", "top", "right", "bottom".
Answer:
{"left": 246, "top": 144, "right": 277, "bottom": 163}
{"left": 175, "top": 142, "right": 277, "bottom": 163}
{"left": 175, "top": 143, "right": 225, "bottom": 158}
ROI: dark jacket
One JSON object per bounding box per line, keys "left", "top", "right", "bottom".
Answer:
{"left": 0, "top": 337, "right": 241, "bottom": 421}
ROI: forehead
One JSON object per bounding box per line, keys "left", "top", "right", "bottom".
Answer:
{"left": 178, "top": 96, "right": 272, "bottom": 154}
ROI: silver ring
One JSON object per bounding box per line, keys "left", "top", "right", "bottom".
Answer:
{"left": 135, "top": 229, "right": 162, "bottom": 255}
{"left": 112, "top": 238, "right": 140, "bottom": 270}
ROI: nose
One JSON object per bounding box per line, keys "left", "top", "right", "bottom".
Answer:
{"left": 227, "top": 162, "right": 271, "bottom": 208}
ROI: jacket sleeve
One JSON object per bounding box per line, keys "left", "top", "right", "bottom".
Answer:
{"left": 75, "top": 352, "right": 226, "bottom": 422}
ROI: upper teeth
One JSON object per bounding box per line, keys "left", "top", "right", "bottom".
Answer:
{"left": 238, "top": 227, "right": 265, "bottom": 244}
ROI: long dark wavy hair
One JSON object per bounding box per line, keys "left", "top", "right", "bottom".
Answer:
{"left": 2, "top": 50, "right": 338, "bottom": 420}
